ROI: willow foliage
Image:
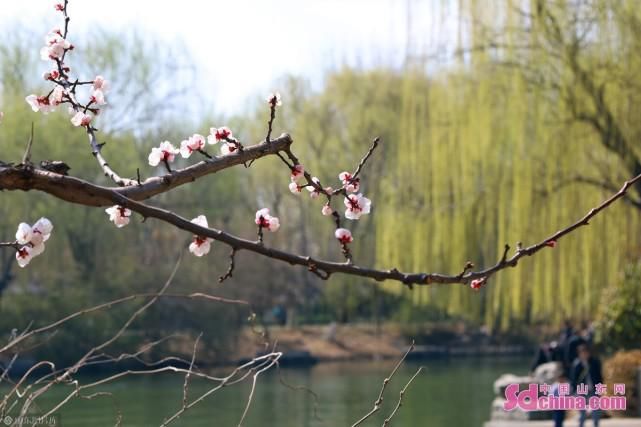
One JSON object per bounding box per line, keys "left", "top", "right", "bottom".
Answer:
{"left": 377, "top": 0, "right": 641, "bottom": 328}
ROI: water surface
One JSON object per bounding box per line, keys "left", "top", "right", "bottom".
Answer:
{"left": 26, "top": 356, "right": 528, "bottom": 426}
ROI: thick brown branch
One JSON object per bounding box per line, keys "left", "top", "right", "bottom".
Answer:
{"left": 1, "top": 158, "right": 639, "bottom": 288}
{"left": 0, "top": 134, "right": 292, "bottom": 206}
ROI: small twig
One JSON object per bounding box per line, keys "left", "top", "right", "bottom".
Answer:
{"left": 382, "top": 367, "right": 424, "bottom": 427}
{"left": 308, "top": 264, "right": 331, "bottom": 280}
{"left": 23, "top": 252, "right": 185, "bottom": 421}
{"left": 182, "top": 333, "right": 202, "bottom": 408}
{"left": 236, "top": 346, "right": 280, "bottom": 427}
{"left": 160, "top": 352, "right": 282, "bottom": 427}
{"left": 197, "top": 148, "right": 213, "bottom": 160}
{"left": 351, "top": 341, "right": 415, "bottom": 427}
{"left": 162, "top": 158, "right": 172, "bottom": 174}
{"left": 265, "top": 102, "right": 277, "bottom": 143}
{"left": 219, "top": 248, "right": 237, "bottom": 282}
{"left": 277, "top": 367, "right": 321, "bottom": 421}
{"left": 257, "top": 225, "right": 264, "bottom": 244}
{"left": 456, "top": 261, "right": 475, "bottom": 279}
{"left": 21, "top": 123, "right": 35, "bottom": 165}
{"left": 353, "top": 137, "right": 380, "bottom": 179}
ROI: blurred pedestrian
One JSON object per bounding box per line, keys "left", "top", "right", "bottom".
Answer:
{"left": 570, "top": 344, "right": 603, "bottom": 427}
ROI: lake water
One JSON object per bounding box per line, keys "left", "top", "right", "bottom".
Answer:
{"left": 18, "top": 356, "right": 528, "bottom": 426}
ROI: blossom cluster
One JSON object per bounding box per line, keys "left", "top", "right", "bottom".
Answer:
{"left": 148, "top": 127, "right": 241, "bottom": 168}
{"left": 24, "top": 5, "right": 109, "bottom": 128}
{"left": 288, "top": 163, "right": 373, "bottom": 247}
{"left": 14, "top": 218, "right": 54, "bottom": 267}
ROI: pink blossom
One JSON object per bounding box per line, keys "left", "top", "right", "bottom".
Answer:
{"left": 51, "top": 86, "right": 65, "bottom": 106}
{"left": 70, "top": 111, "right": 92, "bottom": 127}
{"left": 148, "top": 141, "right": 179, "bottom": 166}
{"left": 289, "top": 182, "right": 302, "bottom": 194}
{"left": 189, "top": 215, "right": 213, "bottom": 257}
{"left": 16, "top": 223, "right": 33, "bottom": 245}
{"left": 25, "top": 95, "right": 54, "bottom": 114}
{"left": 322, "top": 204, "right": 334, "bottom": 216}
{"left": 344, "top": 193, "right": 371, "bottom": 220}
{"left": 54, "top": 2, "right": 64, "bottom": 11}
{"left": 291, "top": 164, "right": 305, "bottom": 182}
{"left": 180, "top": 134, "right": 206, "bottom": 158}
{"left": 207, "top": 126, "right": 232, "bottom": 145}
{"left": 220, "top": 142, "right": 238, "bottom": 156}
{"left": 41, "top": 31, "right": 71, "bottom": 61}
{"left": 470, "top": 278, "right": 486, "bottom": 291}
{"left": 90, "top": 89, "right": 106, "bottom": 106}
{"left": 335, "top": 228, "right": 353, "bottom": 244}
{"left": 306, "top": 177, "right": 323, "bottom": 199}
{"left": 105, "top": 205, "right": 131, "bottom": 228}
{"left": 16, "top": 218, "right": 53, "bottom": 246}
{"left": 16, "top": 246, "right": 33, "bottom": 268}
{"left": 93, "top": 76, "right": 109, "bottom": 92}
{"left": 267, "top": 92, "right": 282, "bottom": 108}
{"left": 255, "top": 208, "right": 280, "bottom": 232}
{"left": 339, "top": 171, "right": 360, "bottom": 193}
{"left": 545, "top": 240, "right": 557, "bottom": 248}
{"left": 14, "top": 218, "right": 53, "bottom": 267}
{"left": 30, "top": 218, "right": 53, "bottom": 246}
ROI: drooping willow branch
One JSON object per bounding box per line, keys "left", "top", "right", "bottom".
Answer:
{"left": 1, "top": 153, "right": 640, "bottom": 288}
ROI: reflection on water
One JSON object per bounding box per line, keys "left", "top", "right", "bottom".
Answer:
{"left": 29, "top": 356, "right": 528, "bottom": 426}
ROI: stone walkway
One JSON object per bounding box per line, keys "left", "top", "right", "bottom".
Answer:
{"left": 484, "top": 418, "right": 641, "bottom": 427}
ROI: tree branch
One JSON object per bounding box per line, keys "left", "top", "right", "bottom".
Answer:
{"left": 1, "top": 158, "right": 640, "bottom": 288}
{"left": 352, "top": 341, "right": 415, "bottom": 427}
{"left": 0, "top": 134, "right": 292, "bottom": 206}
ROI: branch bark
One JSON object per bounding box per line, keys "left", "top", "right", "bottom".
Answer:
{"left": 0, "top": 134, "right": 292, "bottom": 206}
{"left": 1, "top": 151, "right": 640, "bottom": 288}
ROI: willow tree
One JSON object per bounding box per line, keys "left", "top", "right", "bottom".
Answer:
{"left": 378, "top": 0, "right": 641, "bottom": 328}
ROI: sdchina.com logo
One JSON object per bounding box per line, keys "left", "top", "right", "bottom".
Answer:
{"left": 503, "top": 383, "right": 627, "bottom": 412}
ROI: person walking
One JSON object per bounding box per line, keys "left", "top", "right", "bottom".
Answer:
{"left": 570, "top": 344, "right": 603, "bottom": 427}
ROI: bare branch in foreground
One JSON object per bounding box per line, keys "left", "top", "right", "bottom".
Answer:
{"left": 182, "top": 333, "right": 202, "bottom": 409}
{"left": 382, "top": 366, "right": 423, "bottom": 427}
{"left": 351, "top": 341, "right": 415, "bottom": 427}
{"left": 17, "top": 252, "right": 184, "bottom": 420}
{"left": 160, "top": 352, "right": 282, "bottom": 427}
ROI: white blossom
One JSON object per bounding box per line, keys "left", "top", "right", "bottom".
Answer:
{"left": 344, "top": 193, "right": 372, "bottom": 220}
{"left": 188, "top": 215, "right": 213, "bottom": 257}
{"left": 180, "top": 134, "right": 206, "bottom": 158}
{"left": 255, "top": 208, "right": 280, "bottom": 232}
{"left": 335, "top": 228, "right": 353, "bottom": 244}
{"left": 70, "top": 111, "right": 92, "bottom": 127}
{"left": 148, "top": 141, "right": 179, "bottom": 166}
{"left": 105, "top": 205, "right": 131, "bottom": 228}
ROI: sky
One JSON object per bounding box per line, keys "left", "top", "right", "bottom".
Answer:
{"left": 1, "top": 1, "right": 454, "bottom": 115}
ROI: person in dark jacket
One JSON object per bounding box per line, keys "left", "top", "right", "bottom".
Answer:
{"left": 570, "top": 344, "right": 603, "bottom": 427}
{"left": 551, "top": 371, "right": 570, "bottom": 427}
{"left": 529, "top": 341, "right": 560, "bottom": 374}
